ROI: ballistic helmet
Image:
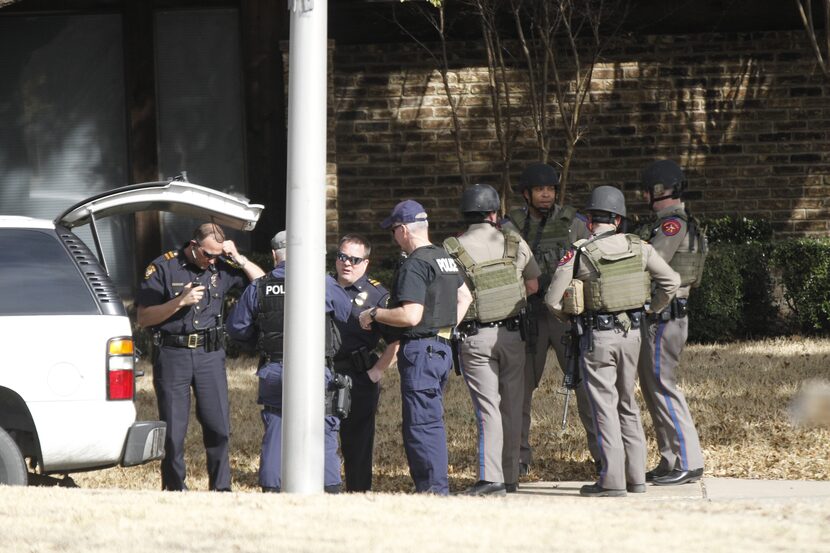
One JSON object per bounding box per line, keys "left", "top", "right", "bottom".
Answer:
{"left": 517, "top": 162, "right": 559, "bottom": 193}
{"left": 641, "top": 159, "right": 686, "bottom": 200}
{"left": 461, "top": 184, "right": 500, "bottom": 213}
{"left": 585, "top": 185, "right": 627, "bottom": 218}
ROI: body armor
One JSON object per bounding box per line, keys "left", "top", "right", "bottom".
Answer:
{"left": 256, "top": 275, "right": 285, "bottom": 358}
{"left": 508, "top": 205, "right": 577, "bottom": 275}
{"left": 395, "top": 245, "right": 459, "bottom": 338}
{"left": 444, "top": 230, "right": 526, "bottom": 323}
{"left": 576, "top": 234, "right": 650, "bottom": 313}
{"left": 663, "top": 211, "right": 707, "bottom": 288}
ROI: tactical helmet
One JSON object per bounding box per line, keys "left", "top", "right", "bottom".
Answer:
{"left": 641, "top": 159, "right": 686, "bottom": 200}
{"left": 585, "top": 185, "right": 627, "bottom": 218}
{"left": 517, "top": 162, "right": 559, "bottom": 193}
{"left": 461, "top": 183, "right": 500, "bottom": 213}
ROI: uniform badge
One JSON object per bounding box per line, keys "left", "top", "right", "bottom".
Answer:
{"left": 661, "top": 219, "right": 681, "bottom": 236}
{"left": 354, "top": 291, "right": 368, "bottom": 307}
{"left": 210, "top": 273, "right": 218, "bottom": 288}
{"left": 144, "top": 264, "right": 157, "bottom": 280}
{"left": 558, "top": 249, "right": 575, "bottom": 266}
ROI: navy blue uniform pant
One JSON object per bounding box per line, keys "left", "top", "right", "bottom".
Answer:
{"left": 153, "top": 346, "right": 231, "bottom": 491}
{"left": 258, "top": 361, "right": 342, "bottom": 490}
{"left": 398, "top": 338, "right": 451, "bottom": 495}
{"left": 337, "top": 363, "right": 381, "bottom": 492}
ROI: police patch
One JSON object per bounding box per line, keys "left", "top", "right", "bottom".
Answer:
{"left": 661, "top": 219, "right": 681, "bottom": 236}
{"left": 558, "top": 249, "right": 575, "bottom": 266}
{"left": 144, "top": 264, "right": 157, "bottom": 280}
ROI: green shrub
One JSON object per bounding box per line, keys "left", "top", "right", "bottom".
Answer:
{"left": 688, "top": 246, "right": 743, "bottom": 342}
{"left": 702, "top": 215, "right": 773, "bottom": 245}
{"left": 772, "top": 238, "right": 830, "bottom": 333}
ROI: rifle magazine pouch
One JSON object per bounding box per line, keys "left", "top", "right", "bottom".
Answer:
{"left": 561, "top": 279, "right": 585, "bottom": 315}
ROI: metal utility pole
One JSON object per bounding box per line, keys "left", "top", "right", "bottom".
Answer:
{"left": 282, "top": 0, "right": 328, "bottom": 494}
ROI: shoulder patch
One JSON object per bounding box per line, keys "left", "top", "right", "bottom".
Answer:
{"left": 661, "top": 218, "right": 681, "bottom": 237}
{"left": 144, "top": 263, "right": 157, "bottom": 280}
{"left": 163, "top": 250, "right": 178, "bottom": 260}
{"left": 558, "top": 249, "right": 575, "bottom": 266}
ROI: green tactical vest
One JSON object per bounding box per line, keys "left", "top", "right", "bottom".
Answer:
{"left": 443, "top": 230, "right": 526, "bottom": 323}
{"left": 508, "top": 206, "right": 577, "bottom": 275}
{"left": 577, "top": 234, "right": 651, "bottom": 313}
{"left": 663, "top": 212, "right": 708, "bottom": 288}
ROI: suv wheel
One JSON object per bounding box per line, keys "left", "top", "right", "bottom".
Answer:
{"left": 0, "top": 427, "right": 28, "bottom": 486}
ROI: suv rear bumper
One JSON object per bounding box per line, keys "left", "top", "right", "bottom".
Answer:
{"left": 121, "top": 421, "right": 166, "bottom": 467}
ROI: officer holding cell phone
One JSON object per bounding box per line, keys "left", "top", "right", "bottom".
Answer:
{"left": 136, "top": 223, "right": 264, "bottom": 492}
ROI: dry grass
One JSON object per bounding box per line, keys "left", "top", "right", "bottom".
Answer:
{"left": 70, "top": 337, "right": 830, "bottom": 492}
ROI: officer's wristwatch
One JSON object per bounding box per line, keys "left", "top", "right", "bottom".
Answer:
{"left": 369, "top": 307, "right": 378, "bottom": 321}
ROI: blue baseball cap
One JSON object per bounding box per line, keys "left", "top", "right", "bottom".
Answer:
{"left": 381, "top": 200, "right": 428, "bottom": 229}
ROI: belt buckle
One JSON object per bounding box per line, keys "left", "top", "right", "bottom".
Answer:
{"left": 187, "top": 333, "right": 199, "bottom": 348}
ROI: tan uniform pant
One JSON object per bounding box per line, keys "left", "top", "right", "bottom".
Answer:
{"left": 460, "top": 325, "right": 525, "bottom": 485}
{"left": 581, "top": 326, "right": 646, "bottom": 491}
{"left": 638, "top": 316, "right": 704, "bottom": 472}
{"left": 521, "top": 297, "right": 599, "bottom": 465}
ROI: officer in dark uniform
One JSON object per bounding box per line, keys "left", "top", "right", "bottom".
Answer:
{"left": 332, "top": 234, "right": 399, "bottom": 492}
{"left": 358, "top": 200, "right": 472, "bottom": 495}
{"left": 136, "top": 222, "right": 265, "bottom": 491}
{"left": 225, "top": 231, "right": 351, "bottom": 493}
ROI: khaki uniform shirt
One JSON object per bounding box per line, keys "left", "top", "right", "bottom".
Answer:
{"left": 501, "top": 205, "right": 591, "bottom": 275}
{"left": 545, "top": 223, "right": 680, "bottom": 316}
{"left": 456, "top": 223, "right": 541, "bottom": 284}
{"left": 646, "top": 202, "right": 692, "bottom": 299}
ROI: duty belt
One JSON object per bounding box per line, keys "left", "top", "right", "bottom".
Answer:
{"left": 160, "top": 331, "right": 206, "bottom": 348}
{"left": 652, "top": 297, "right": 689, "bottom": 322}
{"left": 403, "top": 326, "right": 454, "bottom": 346}
{"left": 583, "top": 310, "right": 643, "bottom": 331}
{"left": 461, "top": 316, "right": 521, "bottom": 333}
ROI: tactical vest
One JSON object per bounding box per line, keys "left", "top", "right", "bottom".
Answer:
{"left": 256, "top": 275, "right": 285, "bottom": 358}
{"left": 394, "top": 245, "right": 459, "bottom": 338}
{"left": 660, "top": 211, "right": 708, "bottom": 288}
{"left": 576, "top": 234, "right": 650, "bottom": 313}
{"left": 443, "top": 230, "right": 526, "bottom": 323}
{"left": 256, "top": 275, "right": 341, "bottom": 359}
{"left": 508, "top": 205, "right": 577, "bottom": 275}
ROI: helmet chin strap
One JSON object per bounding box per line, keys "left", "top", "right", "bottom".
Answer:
{"left": 648, "top": 189, "right": 681, "bottom": 209}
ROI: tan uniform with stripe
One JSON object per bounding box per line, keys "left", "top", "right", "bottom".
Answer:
{"left": 637, "top": 203, "right": 705, "bottom": 473}
{"left": 454, "top": 223, "right": 540, "bottom": 485}
{"left": 546, "top": 224, "right": 680, "bottom": 491}
{"left": 502, "top": 206, "right": 599, "bottom": 467}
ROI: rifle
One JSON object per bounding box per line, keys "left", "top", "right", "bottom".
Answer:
{"left": 559, "top": 314, "right": 585, "bottom": 430}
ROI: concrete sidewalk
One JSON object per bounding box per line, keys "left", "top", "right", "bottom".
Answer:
{"left": 514, "top": 478, "right": 830, "bottom": 501}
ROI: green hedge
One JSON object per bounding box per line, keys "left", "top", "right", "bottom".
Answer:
{"left": 685, "top": 215, "right": 830, "bottom": 341}
{"left": 772, "top": 238, "right": 830, "bottom": 333}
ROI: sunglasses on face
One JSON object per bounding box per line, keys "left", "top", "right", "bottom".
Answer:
{"left": 196, "top": 244, "right": 222, "bottom": 260}
{"left": 336, "top": 251, "right": 366, "bottom": 265}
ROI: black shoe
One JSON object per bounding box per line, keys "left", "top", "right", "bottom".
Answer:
{"left": 626, "top": 483, "right": 646, "bottom": 493}
{"left": 261, "top": 486, "right": 280, "bottom": 493}
{"left": 324, "top": 484, "right": 342, "bottom": 494}
{"left": 518, "top": 463, "right": 529, "bottom": 477}
{"left": 652, "top": 468, "right": 703, "bottom": 486}
{"left": 505, "top": 482, "right": 518, "bottom": 494}
{"left": 460, "top": 480, "right": 507, "bottom": 496}
{"left": 579, "top": 483, "right": 626, "bottom": 497}
{"left": 645, "top": 466, "right": 671, "bottom": 482}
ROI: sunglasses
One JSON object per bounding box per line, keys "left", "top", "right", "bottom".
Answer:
{"left": 390, "top": 224, "right": 403, "bottom": 234}
{"left": 336, "top": 251, "right": 366, "bottom": 265}
{"left": 197, "top": 245, "right": 222, "bottom": 260}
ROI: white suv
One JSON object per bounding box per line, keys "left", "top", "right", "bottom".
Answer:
{"left": 0, "top": 180, "right": 263, "bottom": 485}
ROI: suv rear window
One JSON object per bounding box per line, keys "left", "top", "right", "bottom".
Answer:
{"left": 0, "top": 229, "right": 99, "bottom": 315}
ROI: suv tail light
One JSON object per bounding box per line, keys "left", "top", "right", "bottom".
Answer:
{"left": 107, "top": 337, "right": 135, "bottom": 400}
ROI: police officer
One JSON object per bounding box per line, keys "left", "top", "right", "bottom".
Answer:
{"left": 332, "top": 233, "right": 399, "bottom": 492}
{"left": 444, "top": 184, "right": 540, "bottom": 496}
{"left": 225, "top": 231, "right": 351, "bottom": 493}
{"left": 637, "top": 160, "right": 706, "bottom": 486}
{"left": 136, "top": 223, "right": 265, "bottom": 491}
{"left": 502, "top": 162, "right": 597, "bottom": 475}
{"left": 358, "top": 200, "right": 472, "bottom": 495}
{"left": 545, "top": 186, "right": 680, "bottom": 496}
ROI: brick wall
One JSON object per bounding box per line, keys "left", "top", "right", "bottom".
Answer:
{"left": 332, "top": 30, "right": 830, "bottom": 258}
